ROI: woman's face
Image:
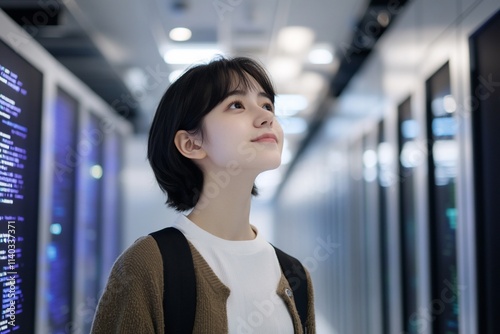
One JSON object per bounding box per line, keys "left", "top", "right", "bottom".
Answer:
{"left": 197, "top": 75, "right": 284, "bottom": 174}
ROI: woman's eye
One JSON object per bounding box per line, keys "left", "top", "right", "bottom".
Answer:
{"left": 263, "top": 103, "right": 274, "bottom": 112}
{"left": 229, "top": 101, "right": 243, "bottom": 109}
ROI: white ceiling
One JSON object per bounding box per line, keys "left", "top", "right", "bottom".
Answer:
{"left": 67, "top": 0, "right": 366, "bottom": 122}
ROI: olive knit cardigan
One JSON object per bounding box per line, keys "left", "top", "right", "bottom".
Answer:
{"left": 90, "top": 235, "right": 316, "bottom": 334}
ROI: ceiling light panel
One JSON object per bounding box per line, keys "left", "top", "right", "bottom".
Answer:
{"left": 169, "top": 27, "right": 192, "bottom": 41}
{"left": 277, "top": 26, "right": 315, "bottom": 54}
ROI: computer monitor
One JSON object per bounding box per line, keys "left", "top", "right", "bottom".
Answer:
{"left": 0, "top": 38, "right": 43, "bottom": 333}
{"left": 397, "top": 96, "right": 419, "bottom": 334}
{"left": 425, "top": 62, "right": 459, "bottom": 334}
{"left": 469, "top": 9, "right": 500, "bottom": 333}
{"left": 46, "top": 87, "right": 79, "bottom": 332}
{"left": 76, "top": 113, "right": 104, "bottom": 334}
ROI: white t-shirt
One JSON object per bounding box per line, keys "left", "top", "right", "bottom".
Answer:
{"left": 173, "top": 215, "right": 294, "bottom": 334}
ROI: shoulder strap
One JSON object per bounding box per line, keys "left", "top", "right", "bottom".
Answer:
{"left": 149, "top": 227, "right": 196, "bottom": 334}
{"left": 273, "top": 246, "right": 309, "bottom": 331}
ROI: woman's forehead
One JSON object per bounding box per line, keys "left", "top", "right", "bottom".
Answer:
{"left": 228, "top": 72, "right": 264, "bottom": 92}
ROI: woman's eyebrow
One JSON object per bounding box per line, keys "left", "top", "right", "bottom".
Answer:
{"left": 226, "top": 90, "right": 273, "bottom": 101}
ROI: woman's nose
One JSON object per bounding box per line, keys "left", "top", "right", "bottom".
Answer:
{"left": 258, "top": 117, "right": 273, "bottom": 127}
{"left": 254, "top": 108, "right": 274, "bottom": 127}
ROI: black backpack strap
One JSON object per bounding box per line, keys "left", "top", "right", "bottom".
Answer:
{"left": 273, "top": 246, "right": 309, "bottom": 331}
{"left": 149, "top": 227, "right": 196, "bottom": 333}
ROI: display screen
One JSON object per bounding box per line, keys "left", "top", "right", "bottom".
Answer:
{"left": 46, "top": 87, "right": 79, "bottom": 333}
{"left": 78, "top": 114, "right": 103, "bottom": 334}
{"left": 377, "top": 120, "right": 389, "bottom": 334}
{"left": 425, "top": 62, "right": 459, "bottom": 333}
{"left": 0, "top": 39, "right": 43, "bottom": 333}
{"left": 397, "top": 96, "right": 419, "bottom": 334}
{"left": 470, "top": 10, "right": 500, "bottom": 334}
{"left": 100, "top": 131, "right": 122, "bottom": 292}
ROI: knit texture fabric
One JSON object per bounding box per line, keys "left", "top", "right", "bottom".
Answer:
{"left": 90, "top": 235, "right": 316, "bottom": 333}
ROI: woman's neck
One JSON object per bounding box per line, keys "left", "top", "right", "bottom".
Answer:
{"left": 187, "top": 176, "right": 256, "bottom": 241}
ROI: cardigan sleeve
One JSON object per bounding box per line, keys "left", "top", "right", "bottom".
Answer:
{"left": 305, "top": 268, "right": 316, "bottom": 333}
{"left": 90, "top": 236, "right": 164, "bottom": 334}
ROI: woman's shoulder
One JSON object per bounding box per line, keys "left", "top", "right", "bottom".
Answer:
{"left": 92, "top": 235, "right": 164, "bottom": 333}
{"left": 110, "top": 235, "right": 162, "bottom": 278}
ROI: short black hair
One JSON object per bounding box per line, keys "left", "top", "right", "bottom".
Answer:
{"left": 147, "top": 56, "right": 276, "bottom": 211}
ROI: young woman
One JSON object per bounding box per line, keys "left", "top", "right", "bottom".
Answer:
{"left": 91, "top": 56, "right": 316, "bottom": 333}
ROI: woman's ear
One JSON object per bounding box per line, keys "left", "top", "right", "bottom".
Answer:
{"left": 174, "top": 130, "right": 206, "bottom": 160}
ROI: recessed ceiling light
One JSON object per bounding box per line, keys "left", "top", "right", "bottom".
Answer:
{"left": 308, "top": 48, "right": 333, "bottom": 64}
{"left": 377, "top": 11, "right": 390, "bottom": 27}
{"left": 277, "top": 26, "right": 315, "bottom": 54}
{"left": 169, "top": 27, "right": 192, "bottom": 41}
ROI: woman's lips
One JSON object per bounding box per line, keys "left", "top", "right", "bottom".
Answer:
{"left": 251, "top": 133, "right": 278, "bottom": 143}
